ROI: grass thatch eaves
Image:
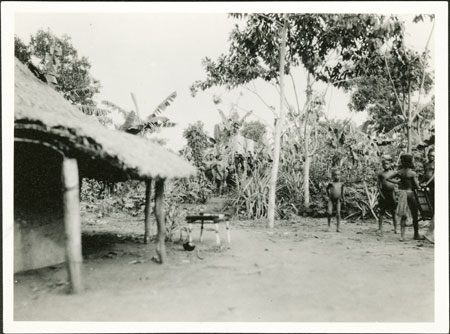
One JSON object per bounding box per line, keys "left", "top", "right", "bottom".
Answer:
{"left": 14, "top": 59, "right": 196, "bottom": 181}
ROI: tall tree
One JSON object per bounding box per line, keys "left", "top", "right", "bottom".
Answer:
{"left": 14, "top": 36, "right": 31, "bottom": 64}
{"left": 21, "top": 29, "right": 102, "bottom": 106}
{"left": 348, "top": 16, "right": 434, "bottom": 153}
{"left": 191, "top": 13, "right": 404, "bottom": 223}
{"left": 15, "top": 31, "right": 112, "bottom": 126}
{"left": 183, "top": 121, "right": 212, "bottom": 168}
{"left": 265, "top": 16, "right": 287, "bottom": 227}
{"left": 349, "top": 76, "right": 402, "bottom": 133}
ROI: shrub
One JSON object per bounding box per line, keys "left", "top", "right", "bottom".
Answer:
{"left": 81, "top": 179, "right": 146, "bottom": 217}
{"left": 227, "top": 162, "right": 271, "bottom": 219}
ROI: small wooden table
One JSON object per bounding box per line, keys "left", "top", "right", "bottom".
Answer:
{"left": 185, "top": 213, "right": 231, "bottom": 246}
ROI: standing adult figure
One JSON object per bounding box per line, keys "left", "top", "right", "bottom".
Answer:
{"left": 377, "top": 156, "right": 398, "bottom": 235}
{"left": 386, "top": 154, "right": 424, "bottom": 241}
{"left": 422, "top": 148, "right": 435, "bottom": 208}
{"left": 211, "top": 154, "right": 228, "bottom": 196}
{"left": 422, "top": 147, "right": 435, "bottom": 244}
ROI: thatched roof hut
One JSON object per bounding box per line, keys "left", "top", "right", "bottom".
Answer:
{"left": 14, "top": 58, "right": 195, "bottom": 293}
{"left": 15, "top": 58, "right": 195, "bottom": 181}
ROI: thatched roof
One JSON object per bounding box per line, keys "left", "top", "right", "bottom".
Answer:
{"left": 14, "top": 59, "right": 196, "bottom": 181}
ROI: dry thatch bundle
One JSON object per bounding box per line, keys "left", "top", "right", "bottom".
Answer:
{"left": 14, "top": 58, "right": 196, "bottom": 181}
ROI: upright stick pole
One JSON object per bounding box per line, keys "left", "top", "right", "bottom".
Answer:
{"left": 407, "top": 73, "right": 412, "bottom": 154}
{"left": 267, "top": 16, "right": 287, "bottom": 228}
{"left": 154, "top": 179, "right": 166, "bottom": 263}
{"left": 62, "top": 157, "right": 83, "bottom": 294}
{"left": 144, "top": 178, "right": 153, "bottom": 243}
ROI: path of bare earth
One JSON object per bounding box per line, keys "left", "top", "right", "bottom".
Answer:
{"left": 14, "top": 213, "right": 434, "bottom": 322}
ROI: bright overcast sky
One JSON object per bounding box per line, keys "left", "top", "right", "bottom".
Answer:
{"left": 11, "top": 4, "right": 437, "bottom": 151}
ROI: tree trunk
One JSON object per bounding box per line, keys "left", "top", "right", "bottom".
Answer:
{"left": 407, "top": 123, "right": 412, "bottom": 154}
{"left": 62, "top": 157, "right": 83, "bottom": 294}
{"left": 303, "top": 77, "right": 312, "bottom": 209}
{"left": 303, "top": 153, "right": 311, "bottom": 208}
{"left": 407, "top": 71, "right": 412, "bottom": 153}
{"left": 268, "top": 118, "right": 281, "bottom": 227}
{"left": 267, "top": 17, "right": 288, "bottom": 228}
{"left": 154, "top": 179, "right": 166, "bottom": 263}
{"left": 144, "top": 178, "right": 153, "bottom": 244}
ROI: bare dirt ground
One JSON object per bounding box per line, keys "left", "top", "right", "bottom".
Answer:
{"left": 14, "top": 212, "right": 434, "bottom": 322}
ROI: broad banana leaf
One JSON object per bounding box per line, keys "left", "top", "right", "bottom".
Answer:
{"left": 412, "top": 99, "right": 434, "bottom": 120}
{"left": 213, "top": 124, "right": 222, "bottom": 141}
{"left": 146, "top": 115, "right": 170, "bottom": 123}
{"left": 130, "top": 92, "right": 141, "bottom": 120}
{"left": 119, "top": 110, "right": 140, "bottom": 132}
{"left": 239, "top": 110, "right": 253, "bottom": 124}
{"left": 105, "top": 91, "right": 177, "bottom": 134}
{"left": 164, "top": 121, "right": 177, "bottom": 128}
{"left": 360, "top": 119, "right": 375, "bottom": 133}
{"left": 150, "top": 91, "right": 177, "bottom": 118}
{"left": 218, "top": 109, "right": 231, "bottom": 129}
{"left": 143, "top": 116, "right": 176, "bottom": 131}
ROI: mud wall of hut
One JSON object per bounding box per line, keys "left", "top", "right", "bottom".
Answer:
{"left": 14, "top": 142, "right": 66, "bottom": 272}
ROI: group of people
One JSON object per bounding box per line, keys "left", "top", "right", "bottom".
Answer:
{"left": 326, "top": 148, "right": 435, "bottom": 242}
{"left": 203, "top": 149, "right": 270, "bottom": 195}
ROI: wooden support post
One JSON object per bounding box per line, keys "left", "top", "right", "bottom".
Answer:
{"left": 62, "top": 157, "right": 83, "bottom": 294}
{"left": 214, "top": 222, "right": 221, "bottom": 246}
{"left": 226, "top": 221, "right": 231, "bottom": 244}
{"left": 188, "top": 223, "right": 193, "bottom": 243}
{"left": 199, "top": 222, "right": 204, "bottom": 243}
{"left": 144, "top": 178, "right": 153, "bottom": 244}
{"left": 154, "top": 179, "right": 166, "bottom": 264}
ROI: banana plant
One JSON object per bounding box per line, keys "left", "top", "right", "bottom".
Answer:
{"left": 214, "top": 108, "right": 253, "bottom": 142}
{"left": 102, "top": 91, "right": 177, "bottom": 135}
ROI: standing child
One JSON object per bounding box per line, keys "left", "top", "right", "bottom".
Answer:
{"left": 326, "top": 169, "right": 345, "bottom": 232}
{"left": 386, "top": 154, "right": 424, "bottom": 241}
{"left": 377, "top": 156, "right": 398, "bottom": 234}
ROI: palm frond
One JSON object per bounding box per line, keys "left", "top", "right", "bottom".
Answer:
{"left": 77, "top": 105, "right": 111, "bottom": 117}
{"left": 101, "top": 100, "right": 129, "bottom": 117}
{"left": 63, "top": 87, "right": 95, "bottom": 101}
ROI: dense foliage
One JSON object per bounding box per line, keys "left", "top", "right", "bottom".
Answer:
{"left": 241, "top": 120, "right": 267, "bottom": 144}
{"left": 348, "top": 43, "right": 434, "bottom": 134}
{"left": 190, "top": 14, "right": 406, "bottom": 95}
{"left": 15, "top": 29, "right": 101, "bottom": 106}
{"left": 35, "top": 16, "right": 434, "bottom": 235}
{"left": 182, "top": 121, "right": 212, "bottom": 168}
{"left": 14, "top": 36, "right": 31, "bottom": 63}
